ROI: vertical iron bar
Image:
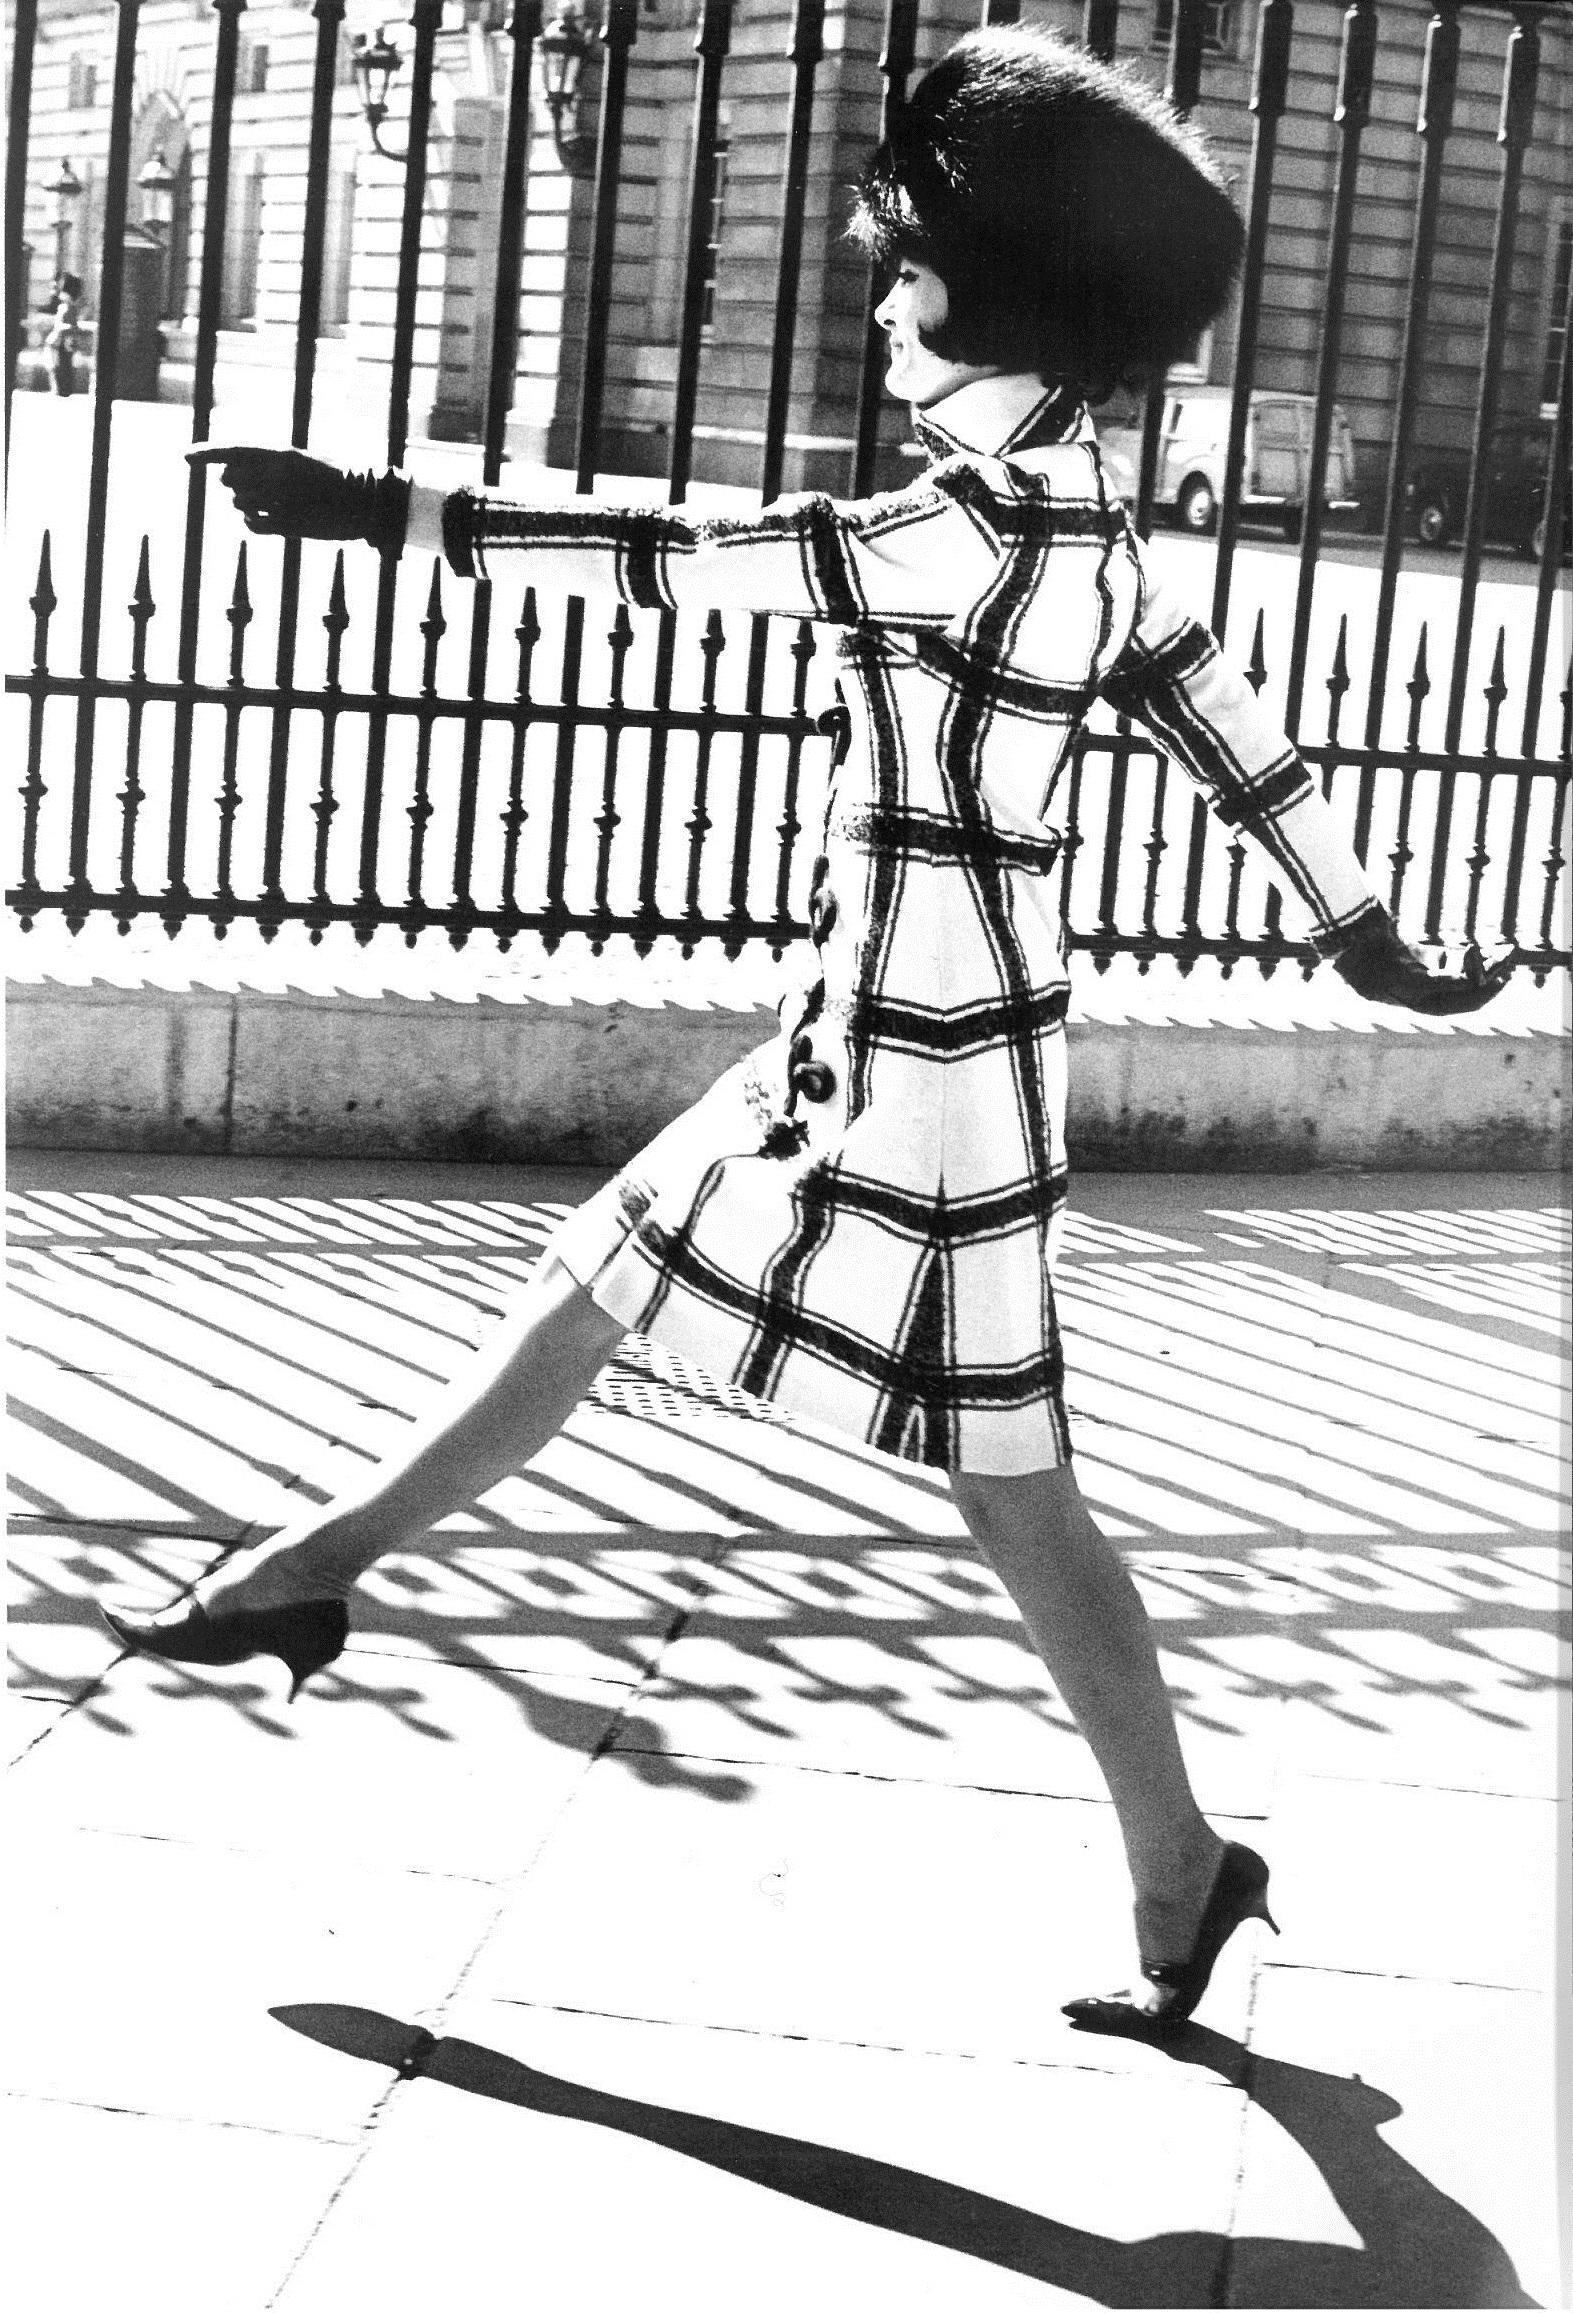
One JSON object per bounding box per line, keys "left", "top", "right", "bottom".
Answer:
{"left": 1463, "top": 632, "right": 1507, "bottom": 937}
{"left": 499, "top": 590, "right": 540, "bottom": 939}
{"left": 635, "top": 617, "right": 679, "bottom": 948}
{"left": 403, "top": 560, "right": 447, "bottom": 937}
{"left": 215, "top": 545, "right": 253, "bottom": 931}
{"left": 851, "top": 0, "right": 919, "bottom": 496}
{"left": 168, "top": 0, "right": 247, "bottom": 933}
{"left": 542, "top": 597, "right": 585, "bottom": 949}
{"left": 668, "top": 0, "right": 733, "bottom": 504}
{"left": 1442, "top": 5, "right": 1539, "bottom": 756}
{"left": 483, "top": 0, "right": 544, "bottom": 489}
{"left": 115, "top": 539, "right": 155, "bottom": 924}
{"left": 1081, "top": 0, "right": 1119, "bottom": 64}
{"left": 1537, "top": 762, "right": 1568, "bottom": 963}
{"left": 1521, "top": 234, "right": 1572, "bottom": 757}
{"left": 1283, "top": 0, "right": 1376, "bottom": 741}
{"left": 574, "top": 0, "right": 639, "bottom": 493}
{"left": 1363, "top": 0, "right": 1458, "bottom": 750}
{"left": 262, "top": 0, "right": 346, "bottom": 940}
{"left": 591, "top": 603, "right": 634, "bottom": 941}
{"left": 308, "top": 553, "right": 350, "bottom": 939}
{"left": 15, "top": 536, "right": 57, "bottom": 923}
{"left": 760, "top": 0, "right": 826, "bottom": 507}
{"left": 1210, "top": 0, "right": 1292, "bottom": 641}
{"left": 449, "top": 582, "right": 492, "bottom": 948}
{"left": 356, "top": 0, "right": 442, "bottom": 944}
{"left": 1134, "top": 0, "right": 1205, "bottom": 537}
{"left": 772, "top": 619, "right": 816, "bottom": 941}
{"left": 67, "top": 0, "right": 144, "bottom": 921}
{"left": 1389, "top": 623, "right": 1428, "bottom": 922}
{"left": 4, "top": 0, "right": 40, "bottom": 459}
{"left": 683, "top": 610, "right": 726, "bottom": 946}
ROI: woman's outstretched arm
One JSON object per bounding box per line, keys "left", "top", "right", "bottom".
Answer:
{"left": 1097, "top": 562, "right": 1513, "bottom": 1015}
{"left": 191, "top": 445, "right": 994, "bottom": 627}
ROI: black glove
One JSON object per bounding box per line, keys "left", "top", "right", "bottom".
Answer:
{"left": 1331, "top": 908, "right": 1513, "bottom": 1016}
{"left": 187, "top": 446, "right": 410, "bottom": 554}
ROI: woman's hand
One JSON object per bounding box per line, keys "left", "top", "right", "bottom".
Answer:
{"left": 1332, "top": 909, "right": 1514, "bottom": 1016}
{"left": 187, "top": 447, "right": 410, "bottom": 554}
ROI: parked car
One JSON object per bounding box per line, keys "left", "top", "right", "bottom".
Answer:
{"left": 1405, "top": 421, "right": 1559, "bottom": 557}
{"left": 1099, "top": 387, "right": 1360, "bottom": 538}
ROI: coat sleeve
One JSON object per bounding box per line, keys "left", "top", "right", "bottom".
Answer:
{"left": 1096, "top": 559, "right": 1383, "bottom": 955}
{"left": 404, "top": 471, "right": 991, "bottom": 624}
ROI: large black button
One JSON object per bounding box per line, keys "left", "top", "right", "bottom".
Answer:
{"left": 791, "top": 1061, "right": 836, "bottom": 1105}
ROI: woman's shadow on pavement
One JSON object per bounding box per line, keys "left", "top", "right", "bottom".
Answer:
{"left": 272, "top": 2004, "right": 1537, "bottom": 2308}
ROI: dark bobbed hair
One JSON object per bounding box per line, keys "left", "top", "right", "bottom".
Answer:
{"left": 849, "top": 27, "right": 1245, "bottom": 398}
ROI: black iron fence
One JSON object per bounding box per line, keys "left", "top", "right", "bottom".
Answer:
{"left": 4, "top": 0, "right": 1570, "bottom": 974}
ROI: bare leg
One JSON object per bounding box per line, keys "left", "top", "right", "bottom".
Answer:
{"left": 951, "top": 1462, "right": 1224, "bottom": 1998}
{"left": 200, "top": 1258, "right": 627, "bottom": 1615}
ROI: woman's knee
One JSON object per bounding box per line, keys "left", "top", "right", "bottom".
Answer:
{"left": 950, "top": 1462, "right": 1085, "bottom": 1544}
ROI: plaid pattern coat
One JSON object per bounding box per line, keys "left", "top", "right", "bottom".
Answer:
{"left": 411, "top": 382, "right": 1381, "bottom": 1472}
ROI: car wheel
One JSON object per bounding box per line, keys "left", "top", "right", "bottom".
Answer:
{"left": 1176, "top": 476, "right": 1217, "bottom": 534}
{"left": 1415, "top": 494, "right": 1452, "bottom": 548}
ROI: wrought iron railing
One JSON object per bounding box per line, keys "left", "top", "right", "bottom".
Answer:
{"left": 4, "top": 0, "right": 1570, "bottom": 974}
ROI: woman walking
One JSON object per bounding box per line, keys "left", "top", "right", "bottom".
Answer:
{"left": 110, "top": 28, "right": 1508, "bottom": 2034}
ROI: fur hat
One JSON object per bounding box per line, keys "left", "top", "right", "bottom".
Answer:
{"left": 849, "top": 26, "right": 1245, "bottom": 396}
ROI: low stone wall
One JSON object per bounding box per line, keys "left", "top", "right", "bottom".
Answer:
{"left": 7, "top": 974, "right": 1566, "bottom": 1171}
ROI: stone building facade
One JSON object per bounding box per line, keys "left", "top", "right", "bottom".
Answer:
{"left": 14, "top": 0, "right": 1572, "bottom": 494}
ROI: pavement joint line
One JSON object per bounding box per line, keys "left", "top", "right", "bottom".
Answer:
{"left": 1, "top": 2085, "right": 361, "bottom": 2148}
{"left": 598, "top": 1739, "right": 1274, "bottom": 1814}
{"left": 479, "top": 1994, "right": 1256, "bottom": 2084}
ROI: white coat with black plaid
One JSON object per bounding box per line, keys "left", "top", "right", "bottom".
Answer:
{"left": 411, "top": 377, "right": 1381, "bottom": 1473}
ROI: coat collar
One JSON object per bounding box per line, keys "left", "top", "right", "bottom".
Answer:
{"left": 912, "top": 376, "right": 1087, "bottom": 464}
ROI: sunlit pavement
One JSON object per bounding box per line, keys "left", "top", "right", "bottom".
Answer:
{"left": 5, "top": 1149, "right": 1568, "bottom": 2311}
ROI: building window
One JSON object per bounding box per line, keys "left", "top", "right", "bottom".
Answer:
{"left": 1168, "top": 323, "right": 1215, "bottom": 386}
{"left": 222, "top": 154, "right": 265, "bottom": 324}
{"left": 1151, "top": 2, "right": 1237, "bottom": 55}
{"left": 66, "top": 52, "right": 98, "bottom": 109}
{"left": 320, "top": 163, "right": 356, "bottom": 334}
{"left": 700, "top": 135, "right": 729, "bottom": 333}
{"left": 235, "top": 33, "right": 270, "bottom": 95}
{"left": 1540, "top": 217, "right": 1571, "bottom": 414}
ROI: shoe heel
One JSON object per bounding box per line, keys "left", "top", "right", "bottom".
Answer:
{"left": 277, "top": 1601, "right": 349, "bottom": 1704}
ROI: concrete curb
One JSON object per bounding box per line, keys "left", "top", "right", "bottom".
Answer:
{"left": 7, "top": 976, "right": 1567, "bottom": 1170}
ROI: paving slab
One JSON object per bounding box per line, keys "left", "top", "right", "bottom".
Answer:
{"left": 606, "top": 1537, "right": 1284, "bottom": 1818}
{"left": 2, "top": 1819, "right": 497, "bottom": 2136}
{"left": 7, "top": 1647, "right": 634, "bottom": 1882}
{"left": 462, "top": 1756, "right": 1272, "bottom": 2066}
{"left": 269, "top": 1999, "right": 1247, "bottom": 2313}
{"left": 3, "top": 2097, "right": 356, "bottom": 2313}
{"left": 1229, "top": 1970, "right": 1559, "bottom": 2308}
{"left": 1262, "top": 1775, "right": 1559, "bottom": 1993}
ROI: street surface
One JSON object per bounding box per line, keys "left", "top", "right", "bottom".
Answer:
{"left": 6, "top": 1151, "right": 1568, "bottom": 2311}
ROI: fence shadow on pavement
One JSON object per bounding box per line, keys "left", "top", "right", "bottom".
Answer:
{"left": 268, "top": 2003, "right": 1537, "bottom": 2309}
{"left": 7, "top": 1182, "right": 1568, "bottom": 1793}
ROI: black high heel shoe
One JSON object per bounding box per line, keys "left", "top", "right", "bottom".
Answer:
{"left": 100, "top": 1595, "right": 349, "bottom": 1704}
{"left": 1063, "top": 1840, "right": 1279, "bottom": 2036}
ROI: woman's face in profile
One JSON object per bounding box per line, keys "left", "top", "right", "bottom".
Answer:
{"left": 875, "top": 257, "right": 998, "bottom": 409}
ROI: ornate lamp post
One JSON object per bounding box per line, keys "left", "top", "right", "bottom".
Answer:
{"left": 351, "top": 24, "right": 410, "bottom": 161}
{"left": 136, "top": 148, "right": 176, "bottom": 235}
{"left": 45, "top": 156, "right": 83, "bottom": 283}
{"left": 538, "top": 3, "right": 600, "bottom": 176}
